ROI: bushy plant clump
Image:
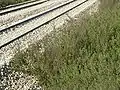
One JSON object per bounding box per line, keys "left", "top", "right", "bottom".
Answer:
{"left": 11, "top": 3, "right": 120, "bottom": 90}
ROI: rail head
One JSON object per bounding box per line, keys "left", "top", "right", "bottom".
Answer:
{"left": 0, "top": 0, "right": 89, "bottom": 49}
{"left": 0, "top": 0, "right": 50, "bottom": 11}
{"left": 0, "top": 0, "right": 75, "bottom": 33}
{"left": 0, "top": 0, "right": 48, "bottom": 15}
{"left": 0, "top": 0, "right": 39, "bottom": 10}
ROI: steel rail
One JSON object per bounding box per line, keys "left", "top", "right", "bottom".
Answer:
{"left": 0, "top": 0, "right": 88, "bottom": 49}
{"left": 0, "top": 0, "right": 44, "bottom": 11}
{"left": 0, "top": 0, "right": 48, "bottom": 15}
{"left": 0, "top": 0, "right": 75, "bottom": 32}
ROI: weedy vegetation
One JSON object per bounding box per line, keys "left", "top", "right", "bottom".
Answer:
{"left": 11, "top": 1, "right": 120, "bottom": 90}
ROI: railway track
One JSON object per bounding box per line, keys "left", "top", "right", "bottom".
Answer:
{"left": 0, "top": 0, "right": 68, "bottom": 27}
{"left": 0, "top": 0, "right": 48, "bottom": 15}
{"left": 0, "top": 0, "right": 88, "bottom": 49}
{"left": 0, "top": 0, "right": 44, "bottom": 11}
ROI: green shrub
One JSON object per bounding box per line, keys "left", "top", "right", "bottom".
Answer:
{"left": 11, "top": 2, "right": 120, "bottom": 90}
